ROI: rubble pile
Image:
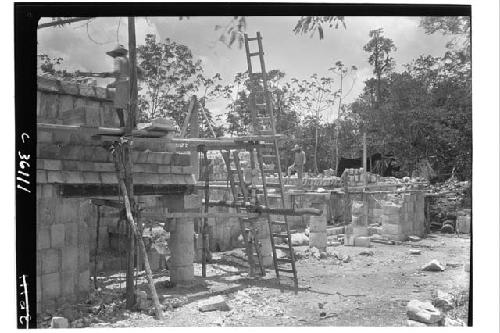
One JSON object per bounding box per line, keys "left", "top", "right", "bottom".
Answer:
{"left": 426, "top": 178, "right": 471, "bottom": 231}
{"left": 406, "top": 289, "right": 466, "bottom": 327}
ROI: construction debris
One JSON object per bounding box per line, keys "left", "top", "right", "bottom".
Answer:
{"left": 406, "top": 300, "right": 443, "bottom": 324}
{"left": 409, "top": 249, "right": 421, "bottom": 255}
{"left": 198, "top": 295, "right": 231, "bottom": 312}
{"left": 422, "top": 259, "right": 445, "bottom": 272}
{"left": 50, "top": 317, "right": 69, "bottom": 328}
{"left": 432, "top": 290, "right": 454, "bottom": 311}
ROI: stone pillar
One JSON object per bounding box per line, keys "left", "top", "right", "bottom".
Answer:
{"left": 256, "top": 218, "right": 273, "bottom": 267}
{"left": 169, "top": 218, "right": 195, "bottom": 284}
{"left": 304, "top": 192, "right": 330, "bottom": 250}
{"left": 309, "top": 214, "right": 327, "bottom": 250}
{"left": 345, "top": 200, "right": 369, "bottom": 246}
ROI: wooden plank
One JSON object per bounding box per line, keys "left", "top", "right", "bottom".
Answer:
{"left": 141, "top": 212, "right": 254, "bottom": 219}
{"left": 59, "top": 184, "right": 194, "bottom": 197}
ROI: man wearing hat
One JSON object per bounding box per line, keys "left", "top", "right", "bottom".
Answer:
{"left": 106, "top": 44, "right": 130, "bottom": 127}
{"left": 287, "top": 144, "right": 306, "bottom": 184}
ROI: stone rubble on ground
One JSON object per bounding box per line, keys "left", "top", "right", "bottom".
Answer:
{"left": 290, "top": 233, "right": 309, "bottom": 246}
{"left": 407, "top": 319, "right": 428, "bottom": 327}
{"left": 408, "top": 235, "right": 421, "bottom": 242}
{"left": 443, "top": 316, "right": 465, "bottom": 326}
{"left": 432, "top": 290, "right": 454, "bottom": 311}
{"left": 422, "top": 259, "right": 445, "bottom": 272}
{"left": 409, "top": 249, "right": 421, "bottom": 255}
{"left": 464, "top": 262, "right": 470, "bottom": 272}
{"left": 50, "top": 316, "right": 69, "bottom": 328}
{"left": 406, "top": 299, "right": 443, "bottom": 324}
{"left": 198, "top": 295, "right": 231, "bottom": 312}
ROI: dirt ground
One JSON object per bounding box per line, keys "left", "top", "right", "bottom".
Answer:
{"left": 39, "top": 233, "right": 470, "bottom": 327}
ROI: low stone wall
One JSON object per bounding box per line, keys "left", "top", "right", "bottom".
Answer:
{"left": 380, "top": 193, "right": 426, "bottom": 240}
{"left": 344, "top": 192, "right": 426, "bottom": 244}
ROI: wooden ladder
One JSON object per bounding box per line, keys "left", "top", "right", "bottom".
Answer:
{"left": 244, "top": 32, "right": 299, "bottom": 293}
{"left": 222, "top": 150, "right": 265, "bottom": 277}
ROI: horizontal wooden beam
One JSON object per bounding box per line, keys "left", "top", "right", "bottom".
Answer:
{"left": 60, "top": 184, "right": 194, "bottom": 197}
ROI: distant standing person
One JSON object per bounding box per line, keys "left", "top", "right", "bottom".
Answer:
{"left": 287, "top": 144, "right": 306, "bottom": 182}
{"left": 106, "top": 44, "right": 130, "bottom": 127}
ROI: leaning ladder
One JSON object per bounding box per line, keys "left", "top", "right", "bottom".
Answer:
{"left": 244, "top": 32, "right": 299, "bottom": 292}
{"left": 194, "top": 102, "right": 265, "bottom": 277}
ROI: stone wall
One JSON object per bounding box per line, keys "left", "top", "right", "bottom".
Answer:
{"left": 344, "top": 192, "right": 426, "bottom": 244}
{"left": 37, "top": 75, "right": 120, "bottom": 127}
{"left": 36, "top": 192, "right": 92, "bottom": 314}
{"left": 380, "top": 192, "right": 426, "bottom": 241}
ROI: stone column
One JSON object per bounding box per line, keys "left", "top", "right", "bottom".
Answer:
{"left": 309, "top": 214, "right": 327, "bottom": 250}
{"left": 169, "top": 217, "right": 195, "bottom": 284}
{"left": 305, "top": 192, "right": 330, "bottom": 250}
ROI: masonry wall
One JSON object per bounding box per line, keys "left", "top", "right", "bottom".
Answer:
{"left": 37, "top": 75, "right": 120, "bottom": 127}
{"left": 36, "top": 189, "right": 92, "bottom": 314}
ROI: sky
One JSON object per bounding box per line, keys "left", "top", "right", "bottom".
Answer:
{"left": 37, "top": 16, "right": 454, "bottom": 123}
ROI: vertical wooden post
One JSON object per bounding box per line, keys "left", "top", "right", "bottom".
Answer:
{"left": 128, "top": 17, "right": 138, "bottom": 131}
{"left": 94, "top": 205, "right": 101, "bottom": 290}
{"left": 123, "top": 17, "right": 139, "bottom": 309}
{"left": 190, "top": 98, "right": 200, "bottom": 180}
{"left": 202, "top": 146, "right": 209, "bottom": 277}
{"left": 362, "top": 132, "right": 367, "bottom": 188}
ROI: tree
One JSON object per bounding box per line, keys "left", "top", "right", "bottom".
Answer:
{"left": 293, "top": 16, "right": 346, "bottom": 39}
{"left": 419, "top": 16, "right": 470, "bottom": 52}
{"left": 137, "top": 34, "right": 204, "bottom": 124}
{"left": 329, "top": 61, "right": 357, "bottom": 171}
{"left": 363, "top": 28, "right": 396, "bottom": 106}
{"left": 288, "top": 74, "right": 338, "bottom": 173}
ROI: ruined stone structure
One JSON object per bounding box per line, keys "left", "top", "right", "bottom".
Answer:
{"left": 36, "top": 76, "right": 199, "bottom": 313}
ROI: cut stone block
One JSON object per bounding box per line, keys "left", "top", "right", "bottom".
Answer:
{"left": 42, "top": 249, "right": 60, "bottom": 274}
{"left": 406, "top": 299, "right": 442, "bottom": 324}
{"left": 51, "top": 223, "right": 66, "bottom": 248}
{"left": 198, "top": 295, "right": 230, "bottom": 312}
{"left": 354, "top": 236, "right": 371, "bottom": 247}
{"left": 432, "top": 290, "right": 454, "bottom": 311}
{"left": 42, "top": 272, "right": 61, "bottom": 298}
{"left": 422, "top": 259, "right": 445, "bottom": 272}
{"left": 51, "top": 317, "right": 69, "bottom": 328}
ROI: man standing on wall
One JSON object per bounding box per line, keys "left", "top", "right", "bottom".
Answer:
{"left": 287, "top": 144, "right": 306, "bottom": 185}
{"left": 106, "top": 44, "right": 130, "bottom": 127}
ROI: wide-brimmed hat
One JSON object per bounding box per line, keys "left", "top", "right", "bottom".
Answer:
{"left": 106, "top": 44, "right": 128, "bottom": 57}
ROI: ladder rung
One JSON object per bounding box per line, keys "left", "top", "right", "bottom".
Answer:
{"left": 262, "top": 169, "right": 276, "bottom": 174}
{"left": 249, "top": 51, "right": 262, "bottom": 57}
{"left": 274, "top": 245, "right": 292, "bottom": 251}
{"left": 265, "top": 183, "right": 282, "bottom": 188}
{"left": 255, "top": 103, "right": 267, "bottom": 108}
{"left": 272, "top": 233, "right": 289, "bottom": 238}
{"left": 257, "top": 116, "right": 271, "bottom": 121}
{"left": 277, "top": 258, "right": 294, "bottom": 263}
{"left": 246, "top": 36, "right": 261, "bottom": 42}
{"left": 262, "top": 154, "right": 276, "bottom": 159}
{"left": 277, "top": 268, "right": 295, "bottom": 273}
{"left": 271, "top": 221, "right": 287, "bottom": 225}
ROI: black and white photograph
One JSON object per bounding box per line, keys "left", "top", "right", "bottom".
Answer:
{"left": 9, "top": 1, "right": 499, "bottom": 330}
